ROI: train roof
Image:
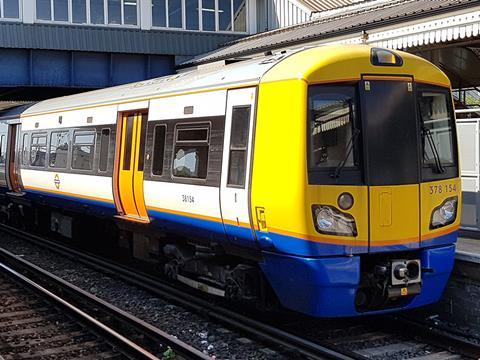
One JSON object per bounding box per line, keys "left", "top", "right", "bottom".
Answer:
{"left": 21, "top": 52, "right": 290, "bottom": 117}
{"left": 22, "top": 45, "right": 450, "bottom": 118}
{"left": 0, "top": 103, "right": 36, "bottom": 121}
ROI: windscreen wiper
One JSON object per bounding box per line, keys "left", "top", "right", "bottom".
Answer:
{"left": 423, "top": 127, "right": 446, "bottom": 174}
{"left": 331, "top": 128, "right": 360, "bottom": 179}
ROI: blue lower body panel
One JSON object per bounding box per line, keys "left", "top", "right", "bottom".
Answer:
{"left": 148, "top": 209, "right": 227, "bottom": 243}
{"left": 23, "top": 189, "right": 116, "bottom": 217}
{"left": 260, "top": 242, "right": 456, "bottom": 317}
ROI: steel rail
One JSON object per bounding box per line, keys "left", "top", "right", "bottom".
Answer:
{"left": 8, "top": 223, "right": 480, "bottom": 358}
{"left": 0, "top": 223, "right": 359, "bottom": 360}
{"left": 0, "top": 259, "right": 159, "bottom": 360}
{"left": 381, "top": 316, "right": 480, "bottom": 359}
{"left": 0, "top": 236, "right": 210, "bottom": 360}
{"left": 10, "top": 223, "right": 480, "bottom": 358}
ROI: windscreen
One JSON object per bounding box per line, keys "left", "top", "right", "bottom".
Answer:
{"left": 307, "top": 85, "right": 361, "bottom": 185}
{"left": 307, "top": 81, "right": 457, "bottom": 186}
{"left": 418, "top": 87, "right": 458, "bottom": 181}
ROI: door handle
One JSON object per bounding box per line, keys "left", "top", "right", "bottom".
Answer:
{"left": 256, "top": 207, "right": 267, "bottom": 231}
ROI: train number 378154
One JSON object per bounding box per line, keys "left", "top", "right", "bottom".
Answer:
{"left": 429, "top": 184, "right": 457, "bottom": 195}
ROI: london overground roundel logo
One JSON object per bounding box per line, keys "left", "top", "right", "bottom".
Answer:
{"left": 54, "top": 174, "right": 60, "bottom": 190}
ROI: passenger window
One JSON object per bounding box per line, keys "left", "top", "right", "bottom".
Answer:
{"left": 30, "top": 133, "right": 47, "bottom": 167}
{"left": 123, "top": 116, "right": 134, "bottom": 171}
{"left": 308, "top": 86, "right": 357, "bottom": 169}
{"left": 99, "top": 128, "right": 110, "bottom": 172}
{"left": 227, "top": 106, "right": 251, "bottom": 187}
{"left": 72, "top": 130, "right": 95, "bottom": 170}
{"left": 0, "top": 135, "right": 5, "bottom": 165}
{"left": 49, "top": 131, "right": 69, "bottom": 168}
{"left": 137, "top": 115, "right": 148, "bottom": 172}
{"left": 173, "top": 124, "right": 209, "bottom": 179}
{"left": 177, "top": 128, "right": 208, "bottom": 141}
{"left": 152, "top": 124, "right": 166, "bottom": 176}
{"left": 22, "top": 133, "right": 29, "bottom": 166}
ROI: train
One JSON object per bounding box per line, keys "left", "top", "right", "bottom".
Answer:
{"left": 0, "top": 45, "right": 460, "bottom": 317}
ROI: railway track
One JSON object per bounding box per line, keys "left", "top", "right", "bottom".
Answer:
{"left": 0, "top": 263, "right": 124, "bottom": 359}
{"left": 0, "top": 223, "right": 479, "bottom": 360}
{"left": 284, "top": 315, "right": 478, "bottom": 359}
{"left": 0, "top": 227, "right": 213, "bottom": 360}
{"left": 0, "top": 224, "right": 357, "bottom": 360}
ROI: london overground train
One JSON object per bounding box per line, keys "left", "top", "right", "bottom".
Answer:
{"left": 0, "top": 45, "right": 461, "bottom": 317}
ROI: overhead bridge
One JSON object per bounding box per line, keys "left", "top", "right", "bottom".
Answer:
{"left": 0, "top": 48, "right": 175, "bottom": 101}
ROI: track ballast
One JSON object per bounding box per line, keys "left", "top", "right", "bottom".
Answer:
{"left": 0, "top": 223, "right": 479, "bottom": 360}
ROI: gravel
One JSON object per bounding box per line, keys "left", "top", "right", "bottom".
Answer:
{"left": 0, "top": 270, "right": 118, "bottom": 359}
{"left": 0, "top": 232, "right": 288, "bottom": 360}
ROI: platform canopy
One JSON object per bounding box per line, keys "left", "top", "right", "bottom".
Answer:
{"left": 298, "top": 0, "right": 370, "bottom": 12}
{"left": 182, "top": 0, "right": 480, "bottom": 90}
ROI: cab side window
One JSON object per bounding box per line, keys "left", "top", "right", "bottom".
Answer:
{"left": 227, "top": 106, "right": 250, "bottom": 187}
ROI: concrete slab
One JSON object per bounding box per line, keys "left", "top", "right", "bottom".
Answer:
{"left": 356, "top": 342, "right": 421, "bottom": 357}
{"left": 456, "top": 237, "right": 480, "bottom": 263}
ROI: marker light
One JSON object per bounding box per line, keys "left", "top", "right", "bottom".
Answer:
{"left": 430, "top": 196, "right": 458, "bottom": 229}
{"left": 371, "top": 48, "right": 403, "bottom": 67}
{"left": 312, "top": 205, "right": 357, "bottom": 237}
{"left": 338, "top": 192, "right": 354, "bottom": 210}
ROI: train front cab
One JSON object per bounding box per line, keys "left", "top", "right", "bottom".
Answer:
{"left": 252, "top": 46, "right": 460, "bottom": 317}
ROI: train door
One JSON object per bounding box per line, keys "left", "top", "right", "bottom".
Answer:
{"left": 0, "top": 122, "right": 9, "bottom": 188}
{"left": 6, "top": 123, "right": 22, "bottom": 193}
{"left": 220, "top": 87, "right": 257, "bottom": 246}
{"left": 113, "top": 110, "right": 150, "bottom": 223}
{"left": 360, "top": 76, "right": 421, "bottom": 251}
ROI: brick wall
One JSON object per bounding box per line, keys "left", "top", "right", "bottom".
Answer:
{"left": 415, "top": 259, "right": 480, "bottom": 331}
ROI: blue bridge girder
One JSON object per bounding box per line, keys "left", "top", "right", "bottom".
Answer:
{"left": 0, "top": 48, "right": 175, "bottom": 90}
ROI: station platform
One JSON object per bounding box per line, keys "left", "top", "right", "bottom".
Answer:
{"left": 456, "top": 236, "right": 480, "bottom": 263}
{"left": 421, "top": 235, "right": 480, "bottom": 333}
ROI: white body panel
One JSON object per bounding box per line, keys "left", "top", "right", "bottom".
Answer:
{"left": 143, "top": 180, "right": 222, "bottom": 221}
{"left": 118, "top": 100, "right": 150, "bottom": 112}
{"left": 21, "top": 169, "right": 114, "bottom": 203}
{"left": 12, "top": 50, "right": 286, "bottom": 240}
{"left": 220, "top": 87, "right": 257, "bottom": 236}
{"left": 149, "top": 91, "right": 227, "bottom": 120}
{"left": 22, "top": 105, "right": 118, "bottom": 131}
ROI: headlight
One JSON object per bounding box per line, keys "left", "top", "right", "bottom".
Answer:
{"left": 312, "top": 205, "right": 357, "bottom": 237}
{"left": 430, "top": 196, "right": 458, "bottom": 229}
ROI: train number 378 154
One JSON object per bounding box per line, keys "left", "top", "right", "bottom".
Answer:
{"left": 429, "top": 184, "right": 457, "bottom": 195}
